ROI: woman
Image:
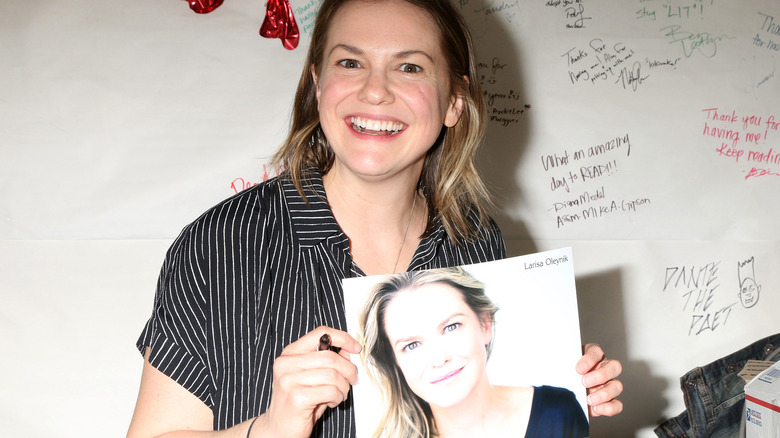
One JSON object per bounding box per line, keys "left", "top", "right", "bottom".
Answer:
{"left": 127, "top": 1, "right": 622, "bottom": 437}
{"left": 358, "top": 267, "right": 589, "bottom": 438}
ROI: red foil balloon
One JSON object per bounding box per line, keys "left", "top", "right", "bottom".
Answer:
{"left": 187, "top": 0, "right": 224, "bottom": 14}
{"left": 259, "top": 0, "right": 300, "bottom": 50}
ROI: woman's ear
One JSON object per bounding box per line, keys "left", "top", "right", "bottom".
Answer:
{"left": 444, "top": 75, "right": 470, "bottom": 127}
{"left": 444, "top": 93, "right": 466, "bottom": 127}
{"left": 311, "top": 64, "right": 320, "bottom": 101}
{"left": 479, "top": 312, "right": 493, "bottom": 345}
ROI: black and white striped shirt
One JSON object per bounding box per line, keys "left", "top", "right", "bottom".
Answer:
{"left": 137, "top": 171, "right": 506, "bottom": 436}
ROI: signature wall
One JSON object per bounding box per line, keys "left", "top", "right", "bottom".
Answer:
{"left": 1, "top": 1, "right": 778, "bottom": 436}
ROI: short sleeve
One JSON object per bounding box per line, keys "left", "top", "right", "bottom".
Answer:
{"left": 136, "top": 223, "right": 214, "bottom": 407}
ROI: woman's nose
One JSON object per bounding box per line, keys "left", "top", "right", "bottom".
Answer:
{"left": 358, "top": 69, "right": 394, "bottom": 105}
{"left": 429, "top": 343, "right": 451, "bottom": 367}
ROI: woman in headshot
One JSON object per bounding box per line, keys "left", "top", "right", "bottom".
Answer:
{"left": 358, "top": 267, "right": 589, "bottom": 438}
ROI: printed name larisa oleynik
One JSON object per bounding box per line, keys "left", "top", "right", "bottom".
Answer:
{"left": 524, "top": 254, "right": 570, "bottom": 270}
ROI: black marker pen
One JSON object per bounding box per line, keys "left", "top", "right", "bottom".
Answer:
{"left": 317, "top": 333, "right": 341, "bottom": 353}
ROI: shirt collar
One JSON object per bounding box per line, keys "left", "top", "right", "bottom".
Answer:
{"left": 281, "top": 170, "right": 345, "bottom": 249}
{"left": 281, "top": 169, "right": 448, "bottom": 270}
{"left": 409, "top": 216, "right": 445, "bottom": 271}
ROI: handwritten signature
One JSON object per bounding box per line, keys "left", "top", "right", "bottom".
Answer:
{"left": 471, "top": 0, "right": 520, "bottom": 22}
{"left": 745, "top": 167, "right": 780, "bottom": 180}
{"left": 566, "top": 4, "right": 591, "bottom": 29}
{"left": 661, "top": 25, "right": 734, "bottom": 58}
{"left": 616, "top": 62, "right": 649, "bottom": 91}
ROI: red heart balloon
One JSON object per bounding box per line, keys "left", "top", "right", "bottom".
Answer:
{"left": 186, "top": 0, "right": 224, "bottom": 14}
{"left": 259, "top": 0, "right": 300, "bottom": 50}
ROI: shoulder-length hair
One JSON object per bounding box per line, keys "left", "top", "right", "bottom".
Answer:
{"left": 271, "top": 0, "right": 492, "bottom": 245}
{"left": 357, "top": 267, "right": 499, "bottom": 438}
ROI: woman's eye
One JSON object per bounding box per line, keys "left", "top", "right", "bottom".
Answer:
{"left": 338, "top": 59, "right": 361, "bottom": 69}
{"left": 403, "top": 341, "right": 420, "bottom": 352}
{"left": 444, "top": 322, "right": 461, "bottom": 333}
{"left": 400, "top": 63, "right": 422, "bottom": 73}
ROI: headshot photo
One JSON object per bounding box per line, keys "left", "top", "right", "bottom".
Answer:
{"left": 343, "top": 248, "right": 588, "bottom": 438}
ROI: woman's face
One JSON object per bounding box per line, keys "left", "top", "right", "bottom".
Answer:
{"left": 382, "top": 282, "right": 492, "bottom": 409}
{"left": 312, "top": 0, "right": 464, "bottom": 184}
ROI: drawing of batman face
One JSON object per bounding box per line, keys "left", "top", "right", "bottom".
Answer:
{"left": 738, "top": 278, "right": 760, "bottom": 308}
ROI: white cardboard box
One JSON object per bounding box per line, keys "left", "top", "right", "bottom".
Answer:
{"left": 746, "top": 361, "right": 780, "bottom": 437}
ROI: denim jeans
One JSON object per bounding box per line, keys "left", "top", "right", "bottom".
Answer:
{"left": 655, "top": 333, "right": 780, "bottom": 438}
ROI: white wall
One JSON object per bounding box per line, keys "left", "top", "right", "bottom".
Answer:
{"left": 2, "top": 0, "right": 778, "bottom": 436}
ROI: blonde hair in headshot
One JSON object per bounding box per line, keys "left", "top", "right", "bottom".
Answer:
{"left": 271, "top": 0, "right": 492, "bottom": 245}
{"left": 357, "top": 267, "right": 499, "bottom": 438}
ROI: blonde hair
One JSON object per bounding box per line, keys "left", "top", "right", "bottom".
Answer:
{"left": 358, "top": 267, "right": 499, "bottom": 438}
{"left": 271, "top": 0, "right": 492, "bottom": 244}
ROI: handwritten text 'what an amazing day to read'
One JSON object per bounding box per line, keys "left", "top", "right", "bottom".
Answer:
{"left": 541, "top": 134, "right": 650, "bottom": 229}
{"left": 702, "top": 108, "right": 780, "bottom": 180}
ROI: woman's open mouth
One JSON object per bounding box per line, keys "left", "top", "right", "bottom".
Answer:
{"left": 350, "top": 116, "right": 404, "bottom": 136}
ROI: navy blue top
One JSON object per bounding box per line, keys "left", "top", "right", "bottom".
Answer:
{"left": 525, "top": 386, "right": 590, "bottom": 438}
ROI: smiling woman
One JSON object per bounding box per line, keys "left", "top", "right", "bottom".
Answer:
{"left": 358, "top": 267, "right": 589, "bottom": 438}
{"left": 127, "top": 1, "right": 622, "bottom": 437}
{"left": 311, "top": 0, "right": 465, "bottom": 199}
{"left": 273, "top": 0, "right": 493, "bottom": 254}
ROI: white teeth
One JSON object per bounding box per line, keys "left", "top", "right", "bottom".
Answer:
{"left": 350, "top": 116, "right": 403, "bottom": 134}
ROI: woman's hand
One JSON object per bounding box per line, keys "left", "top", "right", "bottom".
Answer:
{"left": 576, "top": 343, "right": 623, "bottom": 417}
{"left": 255, "top": 326, "right": 362, "bottom": 437}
